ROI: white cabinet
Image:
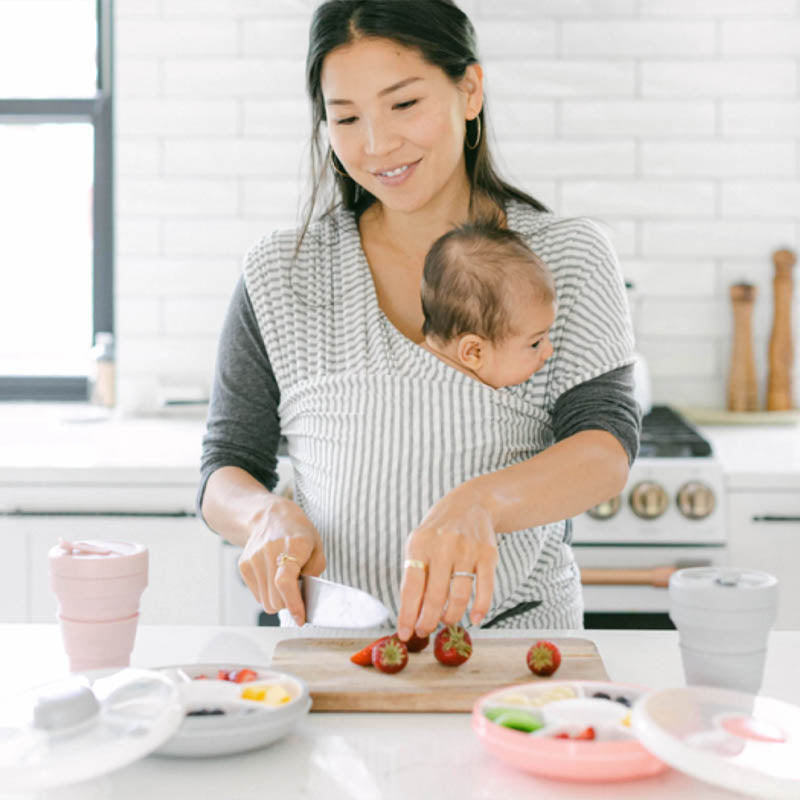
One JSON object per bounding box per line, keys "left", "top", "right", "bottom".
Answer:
{"left": 0, "top": 519, "right": 28, "bottom": 622}
{"left": 8, "top": 515, "right": 221, "bottom": 625}
{"left": 728, "top": 492, "right": 800, "bottom": 630}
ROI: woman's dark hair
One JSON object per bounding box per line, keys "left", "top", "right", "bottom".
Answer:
{"left": 300, "top": 0, "right": 549, "bottom": 247}
{"left": 421, "top": 223, "right": 555, "bottom": 344}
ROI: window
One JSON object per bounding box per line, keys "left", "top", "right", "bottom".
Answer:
{"left": 0, "top": 0, "right": 113, "bottom": 401}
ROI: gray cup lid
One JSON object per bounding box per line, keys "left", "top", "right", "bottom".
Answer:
{"left": 669, "top": 567, "right": 779, "bottom": 612}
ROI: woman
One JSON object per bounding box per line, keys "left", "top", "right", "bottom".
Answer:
{"left": 199, "top": 0, "right": 640, "bottom": 641}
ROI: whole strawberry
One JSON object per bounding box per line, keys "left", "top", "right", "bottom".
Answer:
{"left": 527, "top": 640, "right": 561, "bottom": 676}
{"left": 371, "top": 636, "right": 409, "bottom": 674}
{"left": 433, "top": 624, "right": 472, "bottom": 666}
{"left": 404, "top": 632, "right": 430, "bottom": 653}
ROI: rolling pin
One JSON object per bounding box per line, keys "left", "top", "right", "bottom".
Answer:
{"left": 766, "top": 249, "right": 796, "bottom": 411}
{"left": 727, "top": 283, "right": 758, "bottom": 412}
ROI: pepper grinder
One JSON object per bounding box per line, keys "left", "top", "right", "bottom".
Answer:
{"left": 766, "top": 249, "right": 796, "bottom": 411}
{"left": 727, "top": 283, "right": 758, "bottom": 412}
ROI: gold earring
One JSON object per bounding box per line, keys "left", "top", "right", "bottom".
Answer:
{"left": 329, "top": 149, "right": 348, "bottom": 177}
{"left": 465, "top": 115, "right": 482, "bottom": 150}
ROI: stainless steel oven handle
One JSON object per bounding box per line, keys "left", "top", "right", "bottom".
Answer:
{"left": 580, "top": 561, "right": 710, "bottom": 588}
{"left": 752, "top": 515, "right": 800, "bottom": 522}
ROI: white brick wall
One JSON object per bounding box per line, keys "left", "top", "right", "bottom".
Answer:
{"left": 115, "top": 0, "right": 800, "bottom": 413}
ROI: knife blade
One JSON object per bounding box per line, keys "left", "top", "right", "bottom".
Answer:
{"left": 300, "top": 575, "right": 392, "bottom": 628}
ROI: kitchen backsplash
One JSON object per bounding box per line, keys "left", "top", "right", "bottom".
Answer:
{"left": 114, "top": 0, "right": 800, "bottom": 413}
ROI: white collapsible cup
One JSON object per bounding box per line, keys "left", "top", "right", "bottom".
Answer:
{"left": 668, "top": 567, "right": 778, "bottom": 694}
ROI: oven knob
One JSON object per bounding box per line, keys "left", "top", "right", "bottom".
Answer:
{"left": 586, "top": 495, "right": 622, "bottom": 520}
{"left": 629, "top": 481, "right": 669, "bottom": 519}
{"left": 677, "top": 481, "right": 716, "bottom": 520}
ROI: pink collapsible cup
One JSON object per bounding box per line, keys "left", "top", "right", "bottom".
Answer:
{"left": 48, "top": 539, "right": 148, "bottom": 672}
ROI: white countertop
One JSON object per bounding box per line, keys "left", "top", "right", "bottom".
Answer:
{"left": 0, "top": 403, "right": 798, "bottom": 492}
{"left": 698, "top": 424, "right": 800, "bottom": 491}
{"left": 1, "top": 624, "right": 798, "bottom": 800}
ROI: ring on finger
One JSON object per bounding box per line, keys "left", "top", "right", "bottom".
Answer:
{"left": 452, "top": 571, "right": 476, "bottom": 580}
{"left": 404, "top": 558, "right": 427, "bottom": 571}
{"left": 276, "top": 552, "right": 300, "bottom": 569}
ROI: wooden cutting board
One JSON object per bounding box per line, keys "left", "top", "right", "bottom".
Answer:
{"left": 271, "top": 636, "right": 608, "bottom": 712}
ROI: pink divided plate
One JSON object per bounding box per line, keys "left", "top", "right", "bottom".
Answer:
{"left": 472, "top": 680, "right": 668, "bottom": 783}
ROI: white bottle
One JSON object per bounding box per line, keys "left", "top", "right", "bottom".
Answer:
{"left": 88, "top": 332, "right": 115, "bottom": 407}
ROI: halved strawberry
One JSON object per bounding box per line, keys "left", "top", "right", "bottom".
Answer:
{"left": 350, "top": 635, "right": 391, "bottom": 666}
{"left": 433, "top": 624, "right": 472, "bottom": 666}
{"left": 230, "top": 668, "right": 258, "bottom": 683}
{"left": 574, "top": 726, "right": 596, "bottom": 740}
{"left": 526, "top": 640, "right": 561, "bottom": 676}
{"left": 371, "top": 636, "right": 408, "bottom": 674}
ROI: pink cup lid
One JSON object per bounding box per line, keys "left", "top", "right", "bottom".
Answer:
{"left": 49, "top": 539, "right": 148, "bottom": 579}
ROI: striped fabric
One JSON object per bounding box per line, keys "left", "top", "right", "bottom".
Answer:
{"left": 244, "top": 200, "right": 635, "bottom": 629}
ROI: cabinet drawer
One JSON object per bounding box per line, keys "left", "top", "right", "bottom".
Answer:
{"left": 728, "top": 493, "right": 800, "bottom": 630}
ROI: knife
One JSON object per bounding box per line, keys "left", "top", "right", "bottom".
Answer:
{"left": 300, "top": 575, "right": 392, "bottom": 628}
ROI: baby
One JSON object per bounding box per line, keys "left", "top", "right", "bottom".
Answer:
{"left": 420, "top": 223, "right": 556, "bottom": 389}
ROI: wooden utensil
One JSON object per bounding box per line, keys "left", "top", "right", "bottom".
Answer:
{"left": 727, "top": 283, "right": 758, "bottom": 412}
{"left": 271, "top": 636, "right": 609, "bottom": 712}
{"left": 767, "top": 249, "right": 796, "bottom": 411}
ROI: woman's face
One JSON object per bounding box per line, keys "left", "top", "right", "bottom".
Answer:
{"left": 320, "top": 37, "right": 483, "bottom": 216}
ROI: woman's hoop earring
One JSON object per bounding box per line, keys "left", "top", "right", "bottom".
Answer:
{"left": 465, "top": 115, "right": 482, "bottom": 150}
{"left": 329, "top": 149, "right": 349, "bottom": 177}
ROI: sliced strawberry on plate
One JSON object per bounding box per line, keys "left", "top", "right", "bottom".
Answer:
{"left": 574, "top": 726, "right": 596, "bottom": 740}
{"left": 526, "top": 640, "right": 562, "bottom": 676}
{"left": 230, "top": 668, "right": 258, "bottom": 683}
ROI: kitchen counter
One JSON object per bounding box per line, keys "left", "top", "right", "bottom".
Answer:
{"left": 1, "top": 403, "right": 798, "bottom": 494}
{"left": 1, "top": 624, "right": 798, "bottom": 799}
{"left": 698, "top": 424, "right": 800, "bottom": 491}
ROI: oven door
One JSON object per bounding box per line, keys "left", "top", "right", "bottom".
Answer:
{"left": 574, "top": 544, "right": 729, "bottom": 629}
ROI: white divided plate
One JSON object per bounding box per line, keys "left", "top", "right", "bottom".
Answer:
{"left": 153, "top": 663, "right": 311, "bottom": 758}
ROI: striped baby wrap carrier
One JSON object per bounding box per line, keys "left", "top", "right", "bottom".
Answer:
{"left": 245, "top": 201, "right": 634, "bottom": 629}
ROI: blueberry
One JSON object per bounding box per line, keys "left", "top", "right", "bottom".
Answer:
{"left": 186, "top": 708, "right": 226, "bottom": 717}
{"left": 615, "top": 696, "right": 631, "bottom": 707}
{"left": 592, "top": 692, "right": 611, "bottom": 700}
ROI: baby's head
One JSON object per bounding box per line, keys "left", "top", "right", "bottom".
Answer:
{"left": 421, "top": 223, "right": 556, "bottom": 389}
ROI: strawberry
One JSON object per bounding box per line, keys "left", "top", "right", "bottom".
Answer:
{"left": 433, "top": 624, "right": 472, "bottom": 666}
{"left": 526, "top": 640, "right": 561, "bottom": 676}
{"left": 574, "top": 726, "right": 596, "bottom": 740}
{"left": 230, "top": 668, "right": 258, "bottom": 683}
{"left": 350, "top": 635, "right": 392, "bottom": 666}
{"left": 404, "top": 632, "right": 430, "bottom": 653}
{"left": 371, "top": 636, "right": 408, "bottom": 674}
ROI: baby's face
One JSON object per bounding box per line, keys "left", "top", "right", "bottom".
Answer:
{"left": 480, "top": 299, "right": 556, "bottom": 389}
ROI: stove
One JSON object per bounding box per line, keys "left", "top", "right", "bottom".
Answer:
{"left": 571, "top": 405, "right": 728, "bottom": 627}
{"left": 572, "top": 405, "right": 725, "bottom": 546}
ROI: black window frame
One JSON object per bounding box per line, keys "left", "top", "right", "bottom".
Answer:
{"left": 0, "top": 0, "right": 114, "bottom": 402}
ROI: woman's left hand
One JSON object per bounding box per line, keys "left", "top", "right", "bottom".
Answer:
{"left": 396, "top": 481, "right": 498, "bottom": 642}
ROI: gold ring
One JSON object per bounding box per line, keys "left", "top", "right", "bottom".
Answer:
{"left": 276, "top": 552, "right": 300, "bottom": 569}
{"left": 452, "top": 571, "right": 476, "bottom": 580}
{"left": 404, "top": 558, "right": 427, "bottom": 571}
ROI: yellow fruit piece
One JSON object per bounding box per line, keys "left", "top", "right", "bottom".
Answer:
{"left": 264, "top": 685, "right": 291, "bottom": 706}
{"left": 621, "top": 713, "right": 632, "bottom": 727}
{"left": 241, "top": 685, "right": 267, "bottom": 701}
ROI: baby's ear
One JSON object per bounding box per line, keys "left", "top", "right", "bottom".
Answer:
{"left": 457, "top": 334, "right": 485, "bottom": 367}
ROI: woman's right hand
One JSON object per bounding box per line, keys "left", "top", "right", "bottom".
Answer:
{"left": 237, "top": 496, "right": 326, "bottom": 626}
